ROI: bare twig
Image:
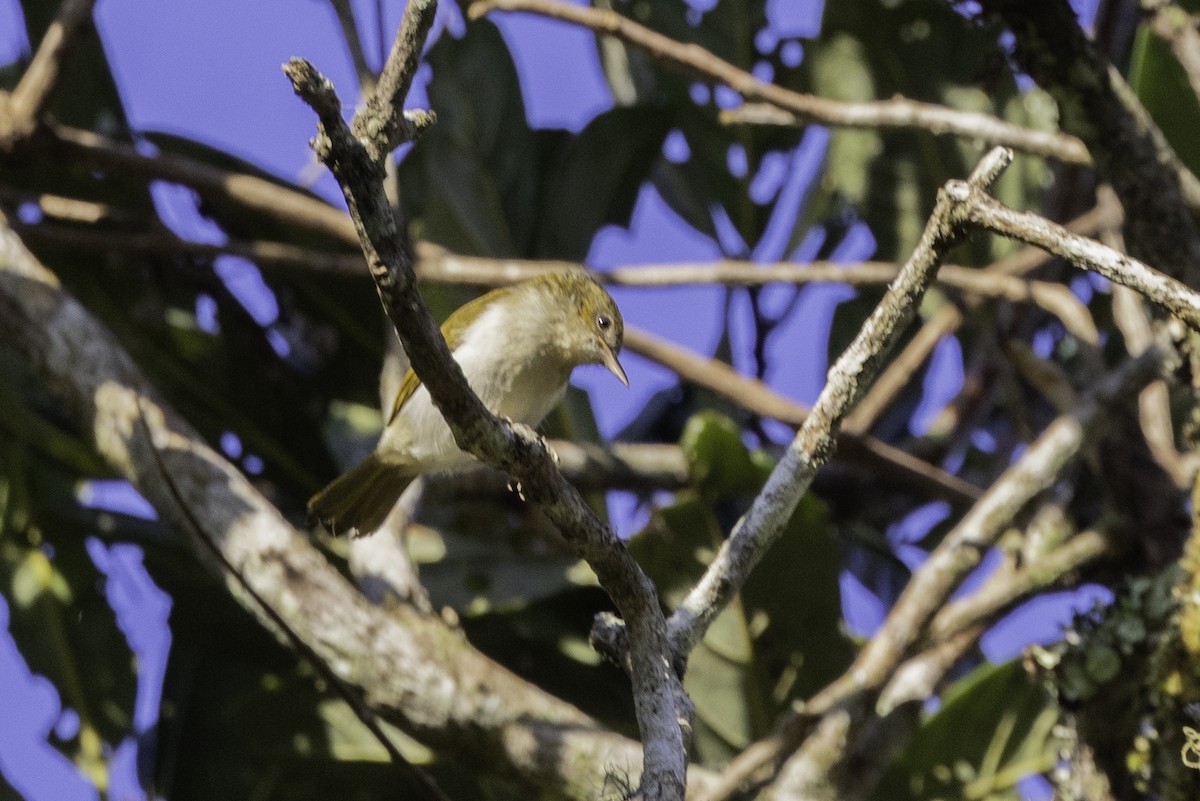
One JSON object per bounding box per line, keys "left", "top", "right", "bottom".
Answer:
{"left": 848, "top": 349, "right": 1162, "bottom": 695}
{"left": 352, "top": 0, "right": 437, "bottom": 160}
{"left": 696, "top": 513, "right": 1122, "bottom": 801}
{"left": 624, "top": 326, "right": 982, "bottom": 507}
{"left": 846, "top": 201, "right": 1122, "bottom": 435}
{"left": 661, "top": 148, "right": 1016, "bottom": 663}
{"left": 14, "top": 216, "right": 1095, "bottom": 335}
{"left": 328, "top": 0, "right": 378, "bottom": 89}
{"left": 925, "top": 526, "right": 1119, "bottom": 646}
{"left": 283, "top": 2, "right": 689, "bottom": 796}
{"left": 720, "top": 101, "right": 1090, "bottom": 166}
{"left": 417, "top": 245, "right": 1095, "bottom": 337}
{"left": 843, "top": 304, "right": 964, "bottom": 436}
{"left": 0, "top": 0, "right": 97, "bottom": 148}
{"left": 43, "top": 122, "right": 360, "bottom": 245}
{"left": 963, "top": 189, "right": 1200, "bottom": 333}
{"left": 701, "top": 392, "right": 1148, "bottom": 801}
{"left": 1114, "top": 285, "right": 1188, "bottom": 485}
{"left": 416, "top": 441, "right": 692, "bottom": 493}
{"left": 12, "top": 221, "right": 364, "bottom": 274}
{"left": 467, "top": 0, "right": 1090, "bottom": 166}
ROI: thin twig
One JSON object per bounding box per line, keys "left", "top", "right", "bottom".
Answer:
{"left": 12, "top": 215, "right": 1095, "bottom": 333}
{"left": 43, "top": 122, "right": 360, "bottom": 245}
{"left": 468, "top": 0, "right": 1090, "bottom": 166}
{"left": 978, "top": 0, "right": 1200, "bottom": 279}
{"left": 721, "top": 101, "right": 1090, "bottom": 166}
{"left": 924, "top": 527, "right": 1119, "bottom": 646}
{"left": 623, "top": 327, "right": 982, "bottom": 507}
{"left": 0, "top": 0, "right": 97, "bottom": 148}
{"left": 328, "top": 0, "right": 378, "bottom": 89}
{"left": 847, "top": 350, "right": 1162, "bottom": 694}
{"left": 964, "top": 189, "right": 1200, "bottom": 333}
{"left": 845, "top": 201, "right": 1121, "bottom": 435}
{"left": 283, "top": 2, "right": 689, "bottom": 796}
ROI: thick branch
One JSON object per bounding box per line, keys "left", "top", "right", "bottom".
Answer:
{"left": 0, "top": 212, "right": 722, "bottom": 800}
{"left": 976, "top": 0, "right": 1200, "bottom": 281}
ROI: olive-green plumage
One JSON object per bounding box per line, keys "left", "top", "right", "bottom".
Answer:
{"left": 308, "top": 272, "right": 626, "bottom": 537}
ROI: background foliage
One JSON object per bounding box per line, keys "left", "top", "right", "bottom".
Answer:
{"left": 2, "top": 0, "right": 1198, "bottom": 799}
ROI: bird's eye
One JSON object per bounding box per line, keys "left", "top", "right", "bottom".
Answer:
{"left": 597, "top": 314, "right": 612, "bottom": 331}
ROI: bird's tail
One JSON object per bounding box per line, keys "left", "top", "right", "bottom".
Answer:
{"left": 308, "top": 453, "right": 416, "bottom": 537}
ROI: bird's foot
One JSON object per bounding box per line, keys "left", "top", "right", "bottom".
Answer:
{"left": 506, "top": 478, "right": 527, "bottom": 501}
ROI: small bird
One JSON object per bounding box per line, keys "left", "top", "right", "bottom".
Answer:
{"left": 308, "top": 272, "right": 628, "bottom": 537}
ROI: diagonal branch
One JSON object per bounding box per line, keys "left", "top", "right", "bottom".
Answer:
{"left": 700, "top": 348, "right": 1162, "bottom": 801}
{"left": 662, "top": 148, "right": 1016, "bottom": 661}
{"left": 282, "top": 2, "right": 689, "bottom": 797}
{"left": 0, "top": 0, "right": 98, "bottom": 149}
{"left": 768, "top": 347, "right": 1167, "bottom": 800}
{"left": 1143, "top": 0, "right": 1200, "bottom": 106}
{"left": 0, "top": 209, "right": 724, "bottom": 801}
{"left": 976, "top": 0, "right": 1200, "bottom": 281}
{"left": 468, "top": 0, "right": 1090, "bottom": 165}
{"left": 44, "top": 121, "right": 360, "bottom": 244}
{"left": 623, "top": 327, "right": 982, "bottom": 507}
{"left": 845, "top": 200, "right": 1122, "bottom": 435}
{"left": 963, "top": 188, "right": 1200, "bottom": 334}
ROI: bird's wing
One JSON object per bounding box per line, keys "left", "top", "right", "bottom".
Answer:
{"left": 388, "top": 366, "right": 424, "bottom": 424}
{"left": 387, "top": 284, "right": 515, "bottom": 424}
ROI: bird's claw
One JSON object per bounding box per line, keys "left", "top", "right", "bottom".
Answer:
{"left": 506, "top": 478, "right": 526, "bottom": 501}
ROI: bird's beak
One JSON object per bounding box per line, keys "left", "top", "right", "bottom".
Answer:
{"left": 601, "top": 344, "right": 629, "bottom": 386}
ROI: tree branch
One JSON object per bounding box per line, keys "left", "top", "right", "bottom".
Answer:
{"left": 0, "top": 0, "right": 97, "bottom": 149}
{"left": 767, "top": 347, "right": 1167, "bottom": 800}
{"left": 0, "top": 211, "right": 725, "bottom": 800}
{"left": 623, "top": 327, "right": 982, "bottom": 507}
{"left": 41, "top": 121, "right": 360, "bottom": 244}
{"left": 1143, "top": 0, "right": 1200, "bottom": 107}
{"left": 697, "top": 515, "right": 1126, "bottom": 801}
{"left": 718, "top": 101, "right": 1090, "bottom": 166}
{"left": 976, "top": 0, "right": 1200, "bottom": 281}
{"left": 282, "top": 2, "right": 689, "bottom": 796}
{"left": 662, "top": 148, "right": 1015, "bottom": 662}
{"left": 845, "top": 200, "right": 1122, "bottom": 435}
{"left": 962, "top": 188, "right": 1200, "bottom": 334}
{"left": 467, "top": 0, "right": 1090, "bottom": 166}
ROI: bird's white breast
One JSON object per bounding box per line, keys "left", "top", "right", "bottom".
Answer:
{"left": 378, "top": 294, "right": 571, "bottom": 472}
